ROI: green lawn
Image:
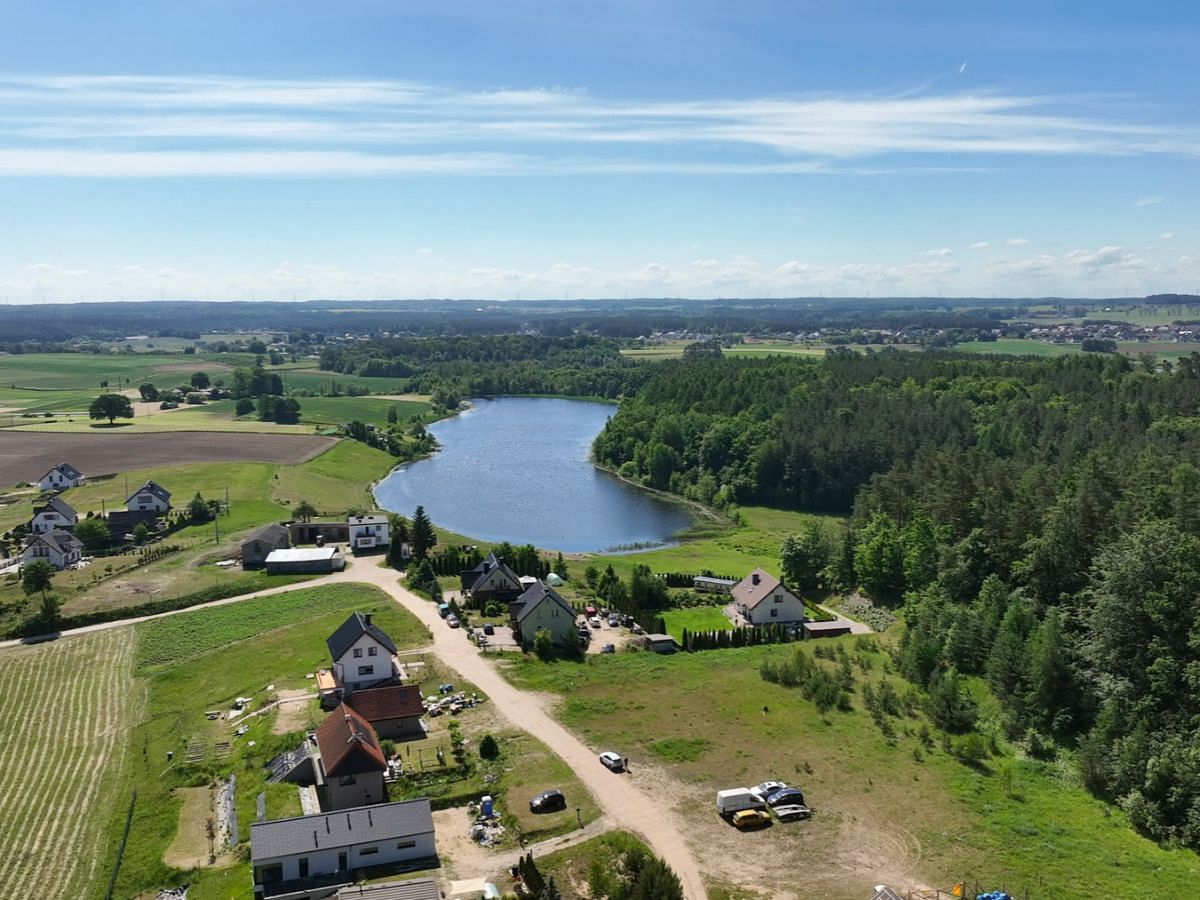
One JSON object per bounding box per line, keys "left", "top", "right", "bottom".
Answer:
{"left": 297, "top": 395, "right": 432, "bottom": 428}
{"left": 953, "top": 339, "right": 1079, "bottom": 357}
{"left": 498, "top": 642, "right": 1200, "bottom": 899}
{"left": 660, "top": 607, "right": 731, "bottom": 641}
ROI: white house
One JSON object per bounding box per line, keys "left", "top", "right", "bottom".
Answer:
{"left": 510, "top": 580, "right": 578, "bottom": 649}
{"left": 30, "top": 496, "right": 78, "bottom": 534}
{"left": 326, "top": 612, "right": 399, "bottom": 694}
{"left": 38, "top": 462, "right": 84, "bottom": 492}
{"left": 730, "top": 568, "right": 807, "bottom": 626}
{"left": 126, "top": 480, "right": 171, "bottom": 513}
{"left": 348, "top": 514, "right": 389, "bottom": 552}
{"left": 250, "top": 799, "right": 435, "bottom": 899}
{"left": 22, "top": 530, "right": 83, "bottom": 570}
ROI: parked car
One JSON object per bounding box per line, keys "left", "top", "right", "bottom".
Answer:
{"left": 598, "top": 751, "right": 624, "bottom": 772}
{"left": 482, "top": 623, "right": 495, "bottom": 635}
{"left": 773, "top": 804, "right": 812, "bottom": 821}
{"left": 716, "top": 788, "right": 766, "bottom": 817}
{"left": 588, "top": 616, "right": 602, "bottom": 629}
{"left": 529, "top": 789, "right": 566, "bottom": 813}
{"left": 766, "top": 788, "right": 806, "bottom": 808}
{"left": 607, "top": 616, "right": 621, "bottom": 627}
{"left": 446, "top": 615, "right": 461, "bottom": 628}
{"left": 600, "top": 643, "right": 615, "bottom": 654}
{"left": 438, "top": 603, "right": 451, "bottom": 618}
{"left": 749, "top": 781, "right": 788, "bottom": 802}
{"left": 731, "top": 809, "right": 772, "bottom": 829}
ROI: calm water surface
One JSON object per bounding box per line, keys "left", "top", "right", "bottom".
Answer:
{"left": 373, "top": 397, "right": 691, "bottom": 552}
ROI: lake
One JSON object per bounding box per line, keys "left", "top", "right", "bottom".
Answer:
{"left": 372, "top": 396, "right": 692, "bottom": 552}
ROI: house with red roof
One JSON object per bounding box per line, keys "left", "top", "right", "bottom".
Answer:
{"left": 316, "top": 704, "right": 388, "bottom": 811}
{"left": 347, "top": 684, "right": 426, "bottom": 742}
{"left": 730, "top": 568, "right": 807, "bottom": 626}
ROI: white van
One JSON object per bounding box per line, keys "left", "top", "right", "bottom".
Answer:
{"left": 716, "top": 788, "right": 766, "bottom": 817}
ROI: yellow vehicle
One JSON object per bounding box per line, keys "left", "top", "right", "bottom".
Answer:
{"left": 731, "top": 809, "right": 771, "bottom": 829}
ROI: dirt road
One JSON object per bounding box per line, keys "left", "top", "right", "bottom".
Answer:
{"left": 0, "top": 560, "right": 709, "bottom": 898}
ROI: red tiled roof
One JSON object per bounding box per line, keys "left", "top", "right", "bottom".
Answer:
{"left": 315, "top": 703, "right": 387, "bottom": 776}
{"left": 348, "top": 684, "right": 424, "bottom": 722}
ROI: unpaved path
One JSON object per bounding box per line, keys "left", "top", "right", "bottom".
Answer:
{"left": 2, "top": 560, "right": 708, "bottom": 899}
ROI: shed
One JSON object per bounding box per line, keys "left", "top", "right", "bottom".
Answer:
{"left": 643, "top": 633, "right": 677, "bottom": 654}
{"left": 242, "top": 522, "right": 291, "bottom": 569}
{"left": 265, "top": 546, "right": 344, "bottom": 575}
{"left": 289, "top": 520, "right": 350, "bottom": 545}
{"left": 694, "top": 575, "right": 737, "bottom": 594}
{"left": 803, "top": 620, "right": 852, "bottom": 639}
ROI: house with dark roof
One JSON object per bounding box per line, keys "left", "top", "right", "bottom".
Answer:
{"left": 250, "top": 799, "right": 435, "bottom": 899}
{"left": 460, "top": 553, "right": 523, "bottom": 605}
{"left": 348, "top": 515, "right": 389, "bottom": 552}
{"left": 127, "top": 480, "right": 172, "bottom": 513}
{"left": 347, "top": 684, "right": 425, "bottom": 741}
{"left": 326, "top": 613, "right": 399, "bottom": 695}
{"left": 316, "top": 704, "right": 388, "bottom": 811}
{"left": 509, "top": 581, "right": 578, "bottom": 649}
{"left": 38, "top": 462, "right": 84, "bottom": 492}
{"left": 243, "top": 523, "right": 292, "bottom": 568}
{"left": 30, "top": 496, "right": 77, "bottom": 534}
{"left": 105, "top": 508, "right": 159, "bottom": 542}
{"left": 730, "top": 568, "right": 806, "bottom": 626}
{"left": 21, "top": 529, "right": 82, "bottom": 570}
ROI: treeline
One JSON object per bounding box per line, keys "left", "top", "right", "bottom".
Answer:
{"left": 599, "top": 349, "right": 1200, "bottom": 852}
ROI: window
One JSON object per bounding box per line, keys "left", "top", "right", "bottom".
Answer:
{"left": 339, "top": 774, "right": 357, "bottom": 786}
{"left": 353, "top": 648, "right": 362, "bottom": 658}
{"left": 298, "top": 858, "right": 309, "bottom": 878}
{"left": 359, "top": 846, "right": 379, "bottom": 856}
{"left": 367, "top": 646, "right": 377, "bottom": 657}
{"left": 358, "top": 665, "right": 374, "bottom": 676}
{"left": 396, "top": 840, "right": 416, "bottom": 850}
{"left": 770, "top": 609, "right": 779, "bottom": 618}
{"left": 255, "top": 863, "right": 283, "bottom": 885}
{"left": 774, "top": 594, "right": 782, "bottom": 603}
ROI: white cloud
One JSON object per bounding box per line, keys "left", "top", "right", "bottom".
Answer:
{"left": 1006, "top": 238, "right": 1029, "bottom": 245}
{"left": 926, "top": 247, "right": 953, "bottom": 257}
{"left": 1135, "top": 195, "right": 1163, "bottom": 207}
{"left": 1162, "top": 232, "right": 1176, "bottom": 240}
{"left": 416, "top": 247, "right": 434, "bottom": 255}
{"left": 0, "top": 74, "right": 1196, "bottom": 178}
{"left": 969, "top": 241, "right": 990, "bottom": 249}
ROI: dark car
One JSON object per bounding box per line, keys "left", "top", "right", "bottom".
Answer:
{"left": 766, "top": 788, "right": 806, "bottom": 808}
{"left": 529, "top": 789, "right": 566, "bottom": 813}
{"left": 483, "top": 623, "right": 495, "bottom": 635}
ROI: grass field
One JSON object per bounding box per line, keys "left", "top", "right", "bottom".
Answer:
{"left": 500, "top": 642, "right": 1200, "bottom": 898}
{"left": 953, "top": 339, "right": 1079, "bottom": 357}
{"left": 660, "top": 607, "right": 732, "bottom": 641}
{"left": 111, "top": 584, "right": 428, "bottom": 897}
{"left": 0, "top": 628, "right": 142, "bottom": 899}
{"left": 297, "top": 395, "right": 432, "bottom": 428}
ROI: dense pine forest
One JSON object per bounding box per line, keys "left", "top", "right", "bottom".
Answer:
{"left": 595, "top": 349, "right": 1200, "bottom": 850}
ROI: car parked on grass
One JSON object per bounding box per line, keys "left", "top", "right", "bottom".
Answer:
{"left": 599, "top": 751, "right": 624, "bottom": 772}
{"left": 773, "top": 804, "right": 812, "bottom": 821}
{"left": 529, "top": 789, "right": 566, "bottom": 813}
{"left": 749, "top": 781, "right": 787, "bottom": 802}
{"left": 731, "top": 809, "right": 772, "bottom": 829}
{"left": 600, "top": 643, "right": 615, "bottom": 654}
{"left": 766, "top": 788, "right": 806, "bottom": 808}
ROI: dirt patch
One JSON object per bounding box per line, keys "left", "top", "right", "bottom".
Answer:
{"left": 163, "top": 785, "right": 219, "bottom": 869}
{"left": 373, "top": 393, "right": 433, "bottom": 403}
{"left": 0, "top": 431, "right": 336, "bottom": 485}
{"left": 272, "top": 689, "right": 319, "bottom": 735}
{"left": 148, "top": 361, "right": 234, "bottom": 375}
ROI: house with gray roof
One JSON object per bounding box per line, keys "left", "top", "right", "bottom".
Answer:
{"left": 250, "top": 799, "right": 435, "bottom": 899}
{"left": 326, "top": 613, "right": 399, "bottom": 695}
{"left": 127, "top": 480, "right": 172, "bottom": 513}
{"left": 38, "top": 461, "right": 84, "bottom": 492}
{"left": 30, "top": 496, "right": 77, "bottom": 534}
{"left": 509, "top": 580, "right": 578, "bottom": 649}
{"left": 22, "top": 529, "right": 82, "bottom": 570}
{"left": 460, "top": 553, "right": 523, "bottom": 605}
{"left": 243, "top": 522, "right": 292, "bottom": 568}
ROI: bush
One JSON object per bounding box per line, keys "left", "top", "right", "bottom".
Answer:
{"left": 479, "top": 734, "right": 499, "bottom": 760}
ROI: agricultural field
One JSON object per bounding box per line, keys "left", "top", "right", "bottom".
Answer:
{"left": 297, "top": 395, "right": 432, "bottom": 428}
{"left": 0, "top": 628, "right": 141, "bottom": 899}
{"left": 952, "top": 339, "right": 1079, "bottom": 357}
{"left": 501, "top": 642, "right": 1200, "bottom": 899}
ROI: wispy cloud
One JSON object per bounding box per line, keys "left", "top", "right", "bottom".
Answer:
{"left": 926, "top": 247, "right": 953, "bottom": 257}
{"left": 1162, "top": 232, "right": 1176, "bottom": 239}
{"left": 0, "top": 74, "right": 1196, "bottom": 178}
{"left": 970, "top": 241, "right": 990, "bottom": 249}
{"left": 1135, "top": 195, "right": 1163, "bottom": 206}
{"left": 1006, "top": 237, "right": 1030, "bottom": 245}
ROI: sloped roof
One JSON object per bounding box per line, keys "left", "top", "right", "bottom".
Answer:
{"left": 461, "top": 552, "right": 521, "bottom": 594}
{"left": 514, "top": 580, "right": 576, "bottom": 625}
{"left": 243, "top": 522, "right": 289, "bottom": 547}
{"left": 731, "top": 568, "right": 784, "bottom": 610}
{"left": 348, "top": 684, "right": 424, "bottom": 722}
{"left": 127, "top": 480, "right": 171, "bottom": 504}
{"left": 29, "top": 529, "right": 82, "bottom": 555}
{"left": 250, "top": 799, "right": 433, "bottom": 861}
{"left": 41, "top": 461, "right": 83, "bottom": 481}
{"left": 326, "top": 612, "right": 397, "bottom": 661}
{"left": 33, "top": 496, "right": 76, "bottom": 519}
{"left": 315, "top": 703, "right": 387, "bottom": 777}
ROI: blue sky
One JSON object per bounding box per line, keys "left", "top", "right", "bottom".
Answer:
{"left": 1, "top": 1, "right": 1197, "bottom": 302}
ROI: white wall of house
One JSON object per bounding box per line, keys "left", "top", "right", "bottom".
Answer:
{"left": 39, "top": 470, "right": 80, "bottom": 491}
{"left": 474, "top": 566, "right": 521, "bottom": 596}
{"left": 252, "top": 830, "right": 435, "bottom": 889}
{"left": 31, "top": 510, "right": 76, "bottom": 534}
{"left": 746, "top": 586, "right": 806, "bottom": 625}
{"left": 21, "top": 540, "right": 78, "bottom": 570}
{"left": 129, "top": 490, "right": 169, "bottom": 513}
{"left": 349, "top": 520, "right": 389, "bottom": 550}
{"left": 333, "top": 634, "right": 394, "bottom": 691}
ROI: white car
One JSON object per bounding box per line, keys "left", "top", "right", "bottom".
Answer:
{"left": 589, "top": 616, "right": 602, "bottom": 629}
{"left": 598, "top": 751, "right": 625, "bottom": 772}
{"left": 749, "top": 781, "right": 787, "bottom": 802}
{"left": 773, "top": 804, "right": 812, "bottom": 821}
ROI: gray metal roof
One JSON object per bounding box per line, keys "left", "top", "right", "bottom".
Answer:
{"left": 33, "top": 496, "right": 76, "bottom": 518}
{"left": 42, "top": 461, "right": 83, "bottom": 481}
{"left": 335, "top": 878, "right": 440, "bottom": 900}
{"left": 128, "top": 480, "right": 171, "bottom": 504}
{"left": 245, "top": 522, "right": 290, "bottom": 546}
{"left": 326, "top": 611, "right": 398, "bottom": 661}
{"left": 251, "top": 799, "right": 433, "bottom": 861}
{"left": 514, "top": 581, "right": 576, "bottom": 625}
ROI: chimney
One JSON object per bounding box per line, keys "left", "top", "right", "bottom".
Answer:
{"left": 751, "top": 572, "right": 760, "bottom": 585}
{"left": 364, "top": 613, "right": 372, "bottom": 626}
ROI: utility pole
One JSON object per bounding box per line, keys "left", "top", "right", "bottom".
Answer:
{"left": 214, "top": 512, "right": 220, "bottom": 545}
